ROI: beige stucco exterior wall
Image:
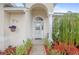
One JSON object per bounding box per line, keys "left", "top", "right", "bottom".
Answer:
{"left": 4, "top": 12, "right": 10, "bottom": 49}
{"left": 0, "top": 8, "right": 32, "bottom": 50}
{"left": 4, "top": 9, "right": 32, "bottom": 47}
{"left": 0, "top": 4, "right": 5, "bottom": 50}
{"left": 0, "top": 3, "right": 55, "bottom": 51}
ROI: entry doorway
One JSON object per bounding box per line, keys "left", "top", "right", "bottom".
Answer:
{"left": 32, "top": 17, "right": 44, "bottom": 40}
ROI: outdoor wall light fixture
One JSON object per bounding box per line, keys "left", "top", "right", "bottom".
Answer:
{"left": 9, "top": 25, "right": 16, "bottom": 32}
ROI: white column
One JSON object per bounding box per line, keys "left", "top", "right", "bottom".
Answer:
{"left": 48, "top": 13, "right": 54, "bottom": 42}
{"left": 0, "top": 4, "right": 5, "bottom": 50}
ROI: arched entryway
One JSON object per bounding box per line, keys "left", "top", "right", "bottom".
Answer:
{"left": 30, "top": 3, "right": 48, "bottom": 40}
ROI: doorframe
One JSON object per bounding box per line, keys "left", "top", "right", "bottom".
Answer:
{"left": 32, "top": 16, "right": 44, "bottom": 39}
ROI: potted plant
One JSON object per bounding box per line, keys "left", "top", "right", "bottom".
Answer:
{"left": 9, "top": 25, "right": 16, "bottom": 32}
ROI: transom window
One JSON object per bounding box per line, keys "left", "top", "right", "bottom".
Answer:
{"left": 35, "top": 17, "right": 43, "bottom": 22}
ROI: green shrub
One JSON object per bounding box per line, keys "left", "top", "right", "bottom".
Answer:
{"left": 52, "top": 16, "right": 59, "bottom": 41}
{"left": 53, "top": 12, "right": 79, "bottom": 45}
{"left": 16, "top": 39, "right": 32, "bottom": 55}
{"left": 16, "top": 45, "right": 26, "bottom": 55}
{"left": 23, "top": 39, "right": 32, "bottom": 50}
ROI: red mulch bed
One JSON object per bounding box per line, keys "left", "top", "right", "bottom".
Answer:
{"left": 44, "top": 42, "right": 79, "bottom": 55}
{"left": 0, "top": 46, "right": 16, "bottom": 55}
{"left": 0, "top": 46, "right": 32, "bottom": 55}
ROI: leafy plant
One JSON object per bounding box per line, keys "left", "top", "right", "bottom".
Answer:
{"left": 16, "top": 45, "right": 26, "bottom": 55}
{"left": 23, "top": 39, "right": 32, "bottom": 50}
{"left": 16, "top": 39, "right": 32, "bottom": 55}
{"left": 52, "top": 16, "right": 59, "bottom": 41}
{"left": 53, "top": 12, "right": 79, "bottom": 45}
{"left": 3, "top": 46, "right": 16, "bottom": 55}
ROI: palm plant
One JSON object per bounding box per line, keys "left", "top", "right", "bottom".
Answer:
{"left": 53, "top": 12, "right": 79, "bottom": 46}
{"left": 59, "top": 14, "right": 69, "bottom": 43}
{"left": 52, "top": 16, "right": 59, "bottom": 41}
{"left": 74, "top": 14, "right": 79, "bottom": 46}
{"left": 25, "top": 39, "right": 32, "bottom": 50}
{"left": 16, "top": 45, "right": 26, "bottom": 55}
{"left": 60, "top": 13, "right": 77, "bottom": 44}
{"left": 16, "top": 39, "right": 32, "bottom": 55}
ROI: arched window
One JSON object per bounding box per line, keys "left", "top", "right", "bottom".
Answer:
{"left": 35, "top": 17, "right": 43, "bottom": 22}
{"left": 35, "top": 17, "right": 43, "bottom": 30}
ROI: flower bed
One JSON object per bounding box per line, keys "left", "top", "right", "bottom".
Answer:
{"left": 44, "top": 41, "right": 79, "bottom": 55}
{"left": 0, "top": 39, "right": 32, "bottom": 55}
{"left": 49, "top": 12, "right": 79, "bottom": 55}
{"left": 14, "top": 39, "right": 32, "bottom": 55}
{"left": 0, "top": 46, "right": 16, "bottom": 55}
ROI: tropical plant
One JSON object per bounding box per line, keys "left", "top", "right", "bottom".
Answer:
{"left": 53, "top": 12, "right": 79, "bottom": 46}
{"left": 23, "top": 39, "right": 32, "bottom": 50}
{"left": 16, "top": 39, "right": 32, "bottom": 55}
{"left": 74, "top": 14, "right": 79, "bottom": 46}
{"left": 16, "top": 45, "right": 26, "bottom": 55}
{"left": 52, "top": 16, "right": 59, "bottom": 41}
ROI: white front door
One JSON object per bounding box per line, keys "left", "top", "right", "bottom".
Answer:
{"left": 32, "top": 17, "right": 44, "bottom": 39}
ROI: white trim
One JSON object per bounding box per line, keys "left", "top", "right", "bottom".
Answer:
{"left": 48, "top": 14, "right": 53, "bottom": 42}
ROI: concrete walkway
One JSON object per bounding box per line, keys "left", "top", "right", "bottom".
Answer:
{"left": 30, "top": 40, "right": 46, "bottom": 55}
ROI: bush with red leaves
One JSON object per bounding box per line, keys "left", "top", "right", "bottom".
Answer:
{"left": 0, "top": 46, "right": 16, "bottom": 55}
{"left": 51, "top": 42, "right": 79, "bottom": 55}
{"left": 65, "top": 45, "right": 79, "bottom": 55}
{"left": 4, "top": 47, "right": 16, "bottom": 55}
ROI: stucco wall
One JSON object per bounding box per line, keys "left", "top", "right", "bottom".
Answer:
{"left": 0, "top": 8, "right": 32, "bottom": 50}
{"left": 5, "top": 10, "right": 32, "bottom": 47}
{"left": 0, "top": 4, "right": 5, "bottom": 50}
{"left": 4, "top": 7, "right": 49, "bottom": 48}
{"left": 4, "top": 12, "right": 10, "bottom": 49}
{"left": 0, "top": 3, "right": 54, "bottom": 51}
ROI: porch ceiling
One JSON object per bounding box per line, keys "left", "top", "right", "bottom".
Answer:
{"left": 31, "top": 5, "right": 48, "bottom": 18}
